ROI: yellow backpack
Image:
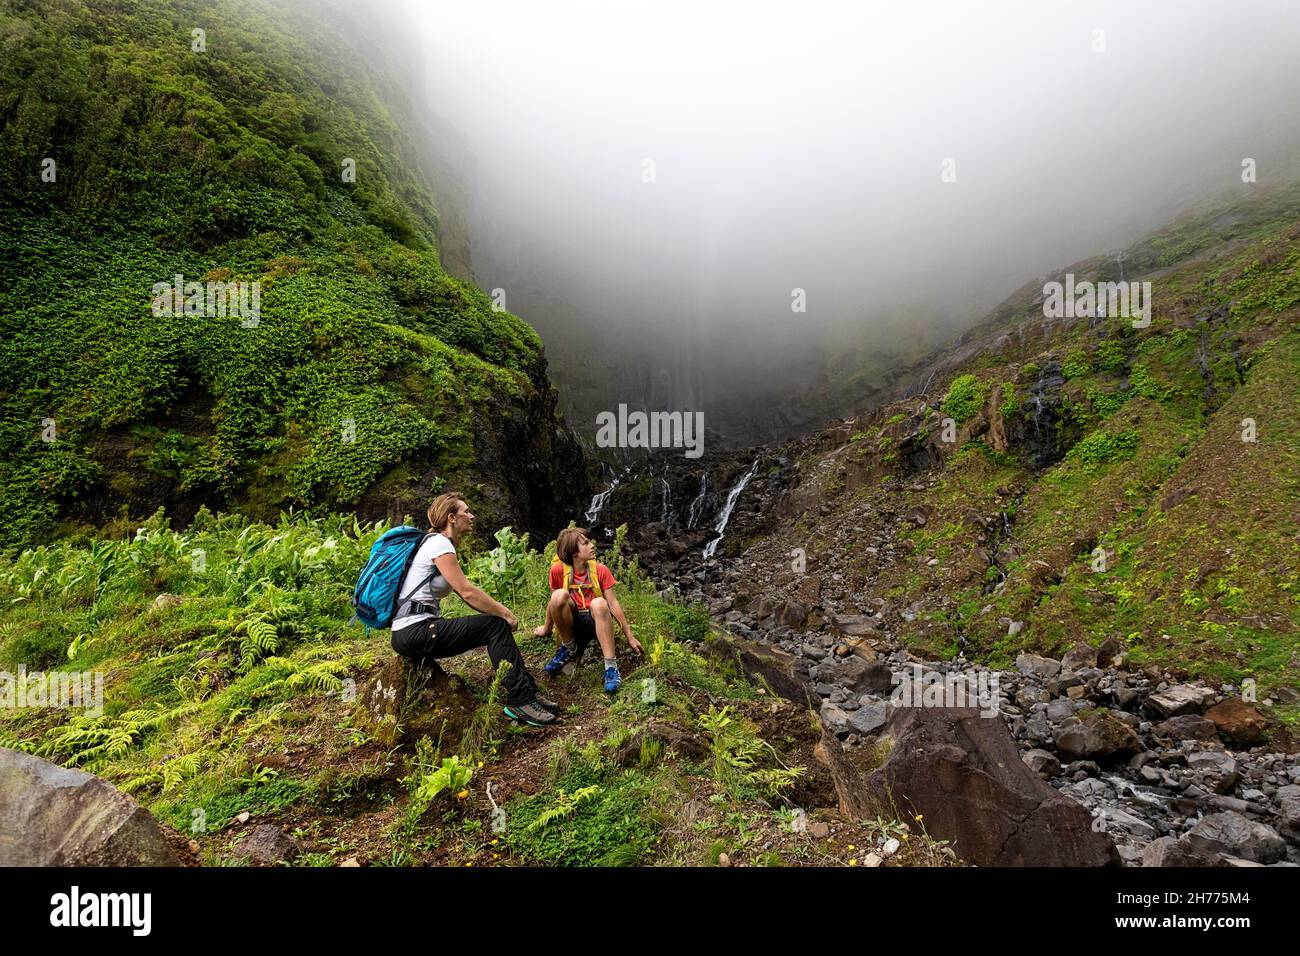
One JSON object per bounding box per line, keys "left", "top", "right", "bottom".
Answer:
{"left": 553, "top": 558, "right": 604, "bottom": 607}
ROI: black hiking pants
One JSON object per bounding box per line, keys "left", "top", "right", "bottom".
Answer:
{"left": 391, "top": 614, "right": 538, "bottom": 707}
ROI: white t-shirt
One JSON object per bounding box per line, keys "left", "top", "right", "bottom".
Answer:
{"left": 392, "top": 533, "right": 457, "bottom": 630}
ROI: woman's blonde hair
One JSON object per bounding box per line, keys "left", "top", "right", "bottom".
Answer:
{"left": 428, "top": 492, "right": 466, "bottom": 534}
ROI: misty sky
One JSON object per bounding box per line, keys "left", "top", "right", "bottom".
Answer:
{"left": 391, "top": 0, "right": 1300, "bottom": 442}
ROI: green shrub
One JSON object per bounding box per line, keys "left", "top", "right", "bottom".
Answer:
{"left": 942, "top": 375, "right": 991, "bottom": 424}
{"left": 1094, "top": 339, "right": 1127, "bottom": 373}
{"left": 1129, "top": 363, "right": 1177, "bottom": 401}
{"left": 1061, "top": 349, "right": 1091, "bottom": 379}
{"left": 1071, "top": 430, "right": 1140, "bottom": 468}
{"left": 998, "top": 382, "right": 1020, "bottom": 418}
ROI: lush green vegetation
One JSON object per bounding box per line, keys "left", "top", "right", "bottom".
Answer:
{"left": 0, "top": 0, "right": 571, "bottom": 554}
{"left": 0, "top": 509, "right": 915, "bottom": 866}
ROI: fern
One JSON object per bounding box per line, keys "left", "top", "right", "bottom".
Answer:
{"left": 699, "top": 705, "right": 805, "bottom": 801}
{"left": 38, "top": 702, "right": 201, "bottom": 769}
{"left": 526, "top": 785, "right": 602, "bottom": 832}
{"left": 237, "top": 618, "right": 280, "bottom": 671}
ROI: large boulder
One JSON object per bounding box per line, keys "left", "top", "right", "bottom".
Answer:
{"left": 352, "top": 656, "right": 479, "bottom": 749}
{"left": 1141, "top": 835, "right": 1217, "bottom": 867}
{"left": 865, "top": 707, "right": 1119, "bottom": 866}
{"left": 1059, "top": 642, "right": 1099, "bottom": 674}
{"left": 829, "top": 613, "right": 878, "bottom": 638}
{"left": 1205, "top": 699, "right": 1271, "bottom": 746}
{"left": 1055, "top": 711, "right": 1143, "bottom": 761}
{"left": 1186, "top": 751, "right": 1240, "bottom": 795}
{"left": 1146, "top": 684, "right": 1216, "bottom": 718}
{"left": 1153, "top": 715, "right": 1218, "bottom": 742}
{"left": 1183, "top": 811, "right": 1286, "bottom": 865}
{"left": 0, "top": 748, "right": 180, "bottom": 866}
{"left": 832, "top": 655, "right": 895, "bottom": 696}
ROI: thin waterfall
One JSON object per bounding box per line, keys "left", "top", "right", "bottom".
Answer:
{"left": 686, "top": 473, "right": 709, "bottom": 529}
{"left": 703, "top": 460, "right": 759, "bottom": 560}
{"left": 585, "top": 478, "right": 619, "bottom": 525}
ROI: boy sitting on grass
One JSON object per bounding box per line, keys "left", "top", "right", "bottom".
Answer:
{"left": 535, "top": 527, "right": 642, "bottom": 692}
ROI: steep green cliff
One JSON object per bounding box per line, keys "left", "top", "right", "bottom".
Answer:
{"left": 0, "top": 0, "right": 586, "bottom": 551}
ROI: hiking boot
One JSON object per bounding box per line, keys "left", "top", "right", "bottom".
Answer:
{"left": 502, "top": 700, "right": 556, "bottom": 726}
{"left": 543, "top": 643, "right": 574, "bottom": 675}
{"left": 603, "top": 666, "right": 622, "bottom": 694}
{"left": 533, "top": 692, "right": 561, "bottom": 713}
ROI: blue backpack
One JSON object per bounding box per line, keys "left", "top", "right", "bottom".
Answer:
{"left": 352, "top": 526, "right": 433, "bottom": 631}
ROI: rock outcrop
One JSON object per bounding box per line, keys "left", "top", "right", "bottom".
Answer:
{"left": 0, "top": 748, "right": 179, "bottom": 866}
{"left": 864, "top": 706, "right": 1120, "bottom": 867}
{"left": 352, "top": 656, "right": 479, "bottom": 749}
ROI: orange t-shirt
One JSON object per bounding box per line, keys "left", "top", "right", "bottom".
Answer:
{"left": 549, "top": 562, "right": 616, "bottom": 611}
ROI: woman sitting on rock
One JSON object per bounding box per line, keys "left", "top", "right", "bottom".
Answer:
{"left": 391, "top": 492, "right": 558, "bottom": 726}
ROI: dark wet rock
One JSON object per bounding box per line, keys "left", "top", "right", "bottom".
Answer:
{"left": 232, "top": 824, "right": 303, "bottom": 865}
{"left": 832, "top": 656, "right": 895, "bottom": 696}
{"left": 1154, "top": 715, "right": 1218, "bottom": 742}
{"left": 1055, "top": 711, "right": 1142, "bottom": 761}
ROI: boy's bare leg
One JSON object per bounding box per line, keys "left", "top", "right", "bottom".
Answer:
{"left": 547, "top": 589, "right": 575, "bottom": 646}
{"left": 533, "top": 602, "right": 553, "bottom": 638}
{"left": 589, "top": 597, "right": 617, "bottom": 660}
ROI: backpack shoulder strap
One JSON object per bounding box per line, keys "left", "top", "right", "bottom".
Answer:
{"left": 396, "top": 531, "right": 439, "bottom": 606}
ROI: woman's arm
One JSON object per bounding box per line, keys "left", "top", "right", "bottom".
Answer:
{"left": 434, "top": 552, "right": 518, "bottom": 630}
{"left": 604, "top": 589, "right": 642, "bottom": 655}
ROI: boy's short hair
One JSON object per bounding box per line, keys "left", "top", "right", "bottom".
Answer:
{"left": 556, "top": 527, "right": 590, "bottom": 565}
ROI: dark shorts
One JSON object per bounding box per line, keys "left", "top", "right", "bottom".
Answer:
{"left": 571, "top": 609, "right": 596, "bottom": 658}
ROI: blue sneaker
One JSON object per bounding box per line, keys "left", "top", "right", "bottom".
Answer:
{"left": 603, "top": 666, "right": 621, "bottom": 694}
{"left": 544, "top": 643, "right": 573, "bottom": 675}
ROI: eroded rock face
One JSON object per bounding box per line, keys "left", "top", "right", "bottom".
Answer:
{"left": 703, "top": 634, "right": 813, "bottom": 707}
{"left": 865, "top": 706, "right": 1119, "bottom": 867}
{"left": 352, "top": 656, "right": 479, "bottom": 749}
{"left": 0, "top": 748, "right": 179, "bottom": 866}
